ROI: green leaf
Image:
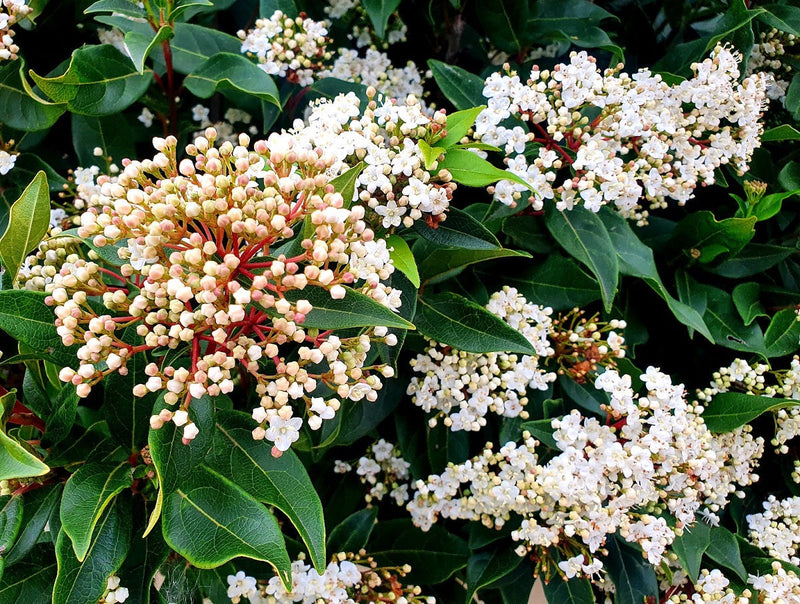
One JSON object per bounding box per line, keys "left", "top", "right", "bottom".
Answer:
{"left": 184, "top": 53, "right": 280, "bottom": 106}
{"left": 0, "top": 548, "right": 57, "bottom": 604}
{"left": 5, "top": 483, "right": 62, "bottom": 566}
{"left": 327, "top": 507, "right": 377, "bottom": 554}
{"left": 281, "top": 285, "right": 414, "bottom": 330}
{"left": 361, "top": 0, "right": 401, "bottom": 39}
{"left": 259, "top": 0, "right": 297, "bottom": 17}
{"left": 603, "top": 536, "right": 658, "bottom": 604}
{"left": 702, "top": 285, "right": 765, "bottom": 354}
{"left": 53, "top": 496, "right": 132, "bottom": 604}
{"left": 671, "top": 521, "right": 711, "bottom": 582}
{"left": 161, "top": 465, "right": 291, "bottom": 585}
{"left": 520, "top": 419, "right": 558, "bottom": 449}
{"left": 732, "top": 282, "right": 767, "bottom": 326}
{"left": 764, "top": 308, "right": 800, "bottom": 358}
{"left": 417, "top": 140, "right": 445, "bottom": 171}
{"left": 438, "top": 106, "right": 485, "bottom": 149}
{"left": 0, "top": 494, "right": 23, "bottom": 554}
{"left": 43, "top": 387, "right": 79, "bottom": 447}
{"left": 427, "top": 60, "right": 486, "bottom": 111}
{"left": 0, "top": 60, "right": 65, "bottom": 131}
{"left": 0, "top": 171, "right": 50, "bottom": 288}
{"left": 762, "top": 124, "right": 800, "bottom": 142}
{"left": 438, "top": 148, "right": 534, "bottom": 191}
{"left": 705, "top": 243, "right": 795, "bottom": 279}
{"left": 30, "top": 45, "right": 153, "bottom": 116}
{"left": 85, "top": 0, "right": 148, "bottom": 18}
{"left": 330, "top": 162, "right": 365, "bottom": 208}
{"left": 0, "top": 430, "right": 48, "bottom": 481}
{"left": 60, "top": 461, "right": 133, "bottom": 561}
{"left": 477, "top": 0, "right": 530, "bottom": 53}
{"left": 705, "top": 526, "right": 747, "bottom": 581}
{"left": 71, "top": 113, "right": 136, "bottom": 168}
{"left": 368, "top": 519, "right": 469, "bottom": 585}
{"left": 702, "top": 392, "right": 799, "bottom": 432}
{"left": 387, "top": 235, "right": 420, "bottom": 288}
{"left": 329, "top": 375, "right": 404, "bottom": 446}
{"left": 124, "top": 25, "right": 174, "bottom": 74}
{"left": 53, "top": 228, "right": 128, "bottom": 267}
{"left": 0, "top": 293, "right": 71, "bottom": 367}
{"left": 169, "top": 0, "right": 213, "bottom": 20}
{"left": 416, "top": 241, "right": 528, "bottom": 286}
{"left": 669, "top": 211, "right": 756, "bottom": 264}
{"left": 542, "top": 576, "right": 595, "bottom": 604}
{"left": 527, "top": 1, "right": 621, "bottom": 59}
{"left": 115, "top": 498, "right": 169, "bottom": 604}
{"left": 206, "top": 410, "right": 326, "bottom": 571}
{"left": 411, "top": 207, "right": 500, "bottom": 250}
{"left": 545, "top": 205, "right": 618, "bottom": 312}
{"left": 464, "top": 547, "right": 523, "bottom": 603}
{"left": 414, "top": 292, "right": 538, "bottom": 355}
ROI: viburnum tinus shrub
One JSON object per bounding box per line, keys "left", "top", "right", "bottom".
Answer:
{"left": 1, "top": 0, "right": 800, "bottom": 603}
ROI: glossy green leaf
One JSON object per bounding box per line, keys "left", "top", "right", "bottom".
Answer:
{"left": 428, "top": 60, "right": 487, "bottom": 111}
{"left": 260, "top": 0, "right": 297, "bottom": 17}
{"left": 0, "top": 547, "right": 57, "bottom": 604}
{"left": 0, "top": 495, "right": 23, "bottom": 554}
{"left": 43, "top": 387, "right": 79, "bottom": 447}
{"left": 53, "top": 496, "right": 132, "bottom": 604}
{"left": 412, "top": 207, "right": 500, "bottom": 250}
{"left": 762, "top": 124, "right": 800, "bottom": 141}
{"left": 60, "top": 461, "right": 132, "bottom": 561}
{"left": 438, "top": 106, "right": 485, "bottom": 149}
{"left": 327, "top": 507, "right": 377, "bottom": 554}
{"left": 115, "top": 498, "right": 169, "bottom": 604}
{"left": 464, "top": 547, "right": 523, "bottom": 603}
{"left": 519, "top": 419, "right": 558, "bottom": 449}
{"left": 161, "top": 465, "right": 291, "bottom": 585}
{"left": 0, "top": 430, "right": 48, "bottom": 480}
{"left": 361, "top": 0, "right": 401, "bottom": 39}
{"left": 416, "top": 241, "right": 528, "bottom": 285}
{"left": 30, "top": 45, "right": 153, "bottom": 116}
{"left": 603, "top": 536, "right": 658, "bottom": 604}
{"left": 282, "top": 285, "right": 414, "bottom": 330}
{"left": 438, "top": 148, "right": 534, "bottom": 191}
{"left": 701, "top": 285, "right": 765, "bottom": 354}
{"left": 169, "top": 0, "right": 213, "bottom": 20}
{"left": 705, "top": 243, "right": 795, "bottom": 278}
{"left": 542, "top": 576, "right": 595, "bottom": 604}
{"left": 414, "top": 292, "right": 538, "bottom": 355}
{"left": 5, "top": 483, "right": 62, "bottom": 566}
{"left": 387, "top": 235, "right": 420, "bottom": 288}
{"left": 85, "top": 0, "right": 147, "bottom": 18}
{"left": 0, "top": 171, "right": 50, "bottom": 288}
{"left": 330, "top": 373, "right": 404, "bottom": 446}
{"left": 545, "top": 205, "right": 618, "bottom": 312}
{"left": 705, "top": 526, "right": 747, "bottom": 581}
{"left": 124, "top": 25, "right": 174, "bottom": 74}
{"left": 206, "top": 410, "right": 326, "bottom": 571}
{"left": 702, "top": 392, "right": 799, "bottom": 433}
{"left": 671, "top": 521, "right": 711, "bottom": 582}
{"left": 53, "top": 228, "right": 128, "bottom": 267}
{"left": 764, "top": 308, "right": 800, "bottom": 358}
{"left": 71, "top": 113, "right": 136, "bottom": 168}
{"left": 0, "top": 60, "right": 65, "bottom": 131}
{"left": 757, "top": 4, "right": 800, "bottom": 36}
{"left": 184, "top": 53, "right": 280, "bottom": 106}
{"left": 732, "top": 282, "right": 767, "bottom": 326}
{"left": 669, "top": 211, "right": 756, "bottom": 264}
{"left": 477, "top": 0, "right": 530, "bottom": 53}
{"left": 330, "top": 162, "right": 365, "bottom": 208}
{"left": 417, "top": 140, "right": 445, "bottom": 171}
{"left": 527, "top": 1, "right": 621, "bottom": 59}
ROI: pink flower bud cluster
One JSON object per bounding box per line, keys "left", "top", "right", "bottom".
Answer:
{"left": 48, "top": 128, "right": 400, "bottom": 449}
{"left": 0, "top": 0, "right": 32, "bottom": 62}
{"left": 477, "top": 45, "right": 768, "bottom": 223}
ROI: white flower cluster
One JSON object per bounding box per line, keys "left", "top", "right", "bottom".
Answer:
{"left": 49, "top": 128, "right": 399, "bottom": 450}
{"left": 228, "top": 552, "right": 434, "bottom": 603}
{"left": 747, "top": 562, "right": 800, "bottom": 603}
{"left": 102, "top": 575, "right": 129, "bottom": 603}
{"left": 0, "top": 0, "right": 31, "bottom": 61}
{"left": 699, "top": 357, "right": 800, "bottom": 455}
{"left": 407, "top": 287, "right": 556, "bottom": 431}
{"left": 0, "top": 148, "right": 16, "bottom": 175}
{"left": 320, "top": 48, "right": 427, "bottom": 101}
{"left": 288, "top": 90, "right": 455, "bottom": 229}
{"left": 667, "top": 563, "right": 800, "bottom": 604}
{"left": 747, "top": 495, "right": 800, "bottom": 566}
{"left": 667, "top": 568, "right": 750, "bottom": 603}
{"left": 747, "top": 29, "right": 797, "bottom": 104}
{"left": 408, "top": 367, "right": 763, "bottom": 577}
{"left": 190, "top": 104, "right": 258, "bottom": 143}
{"left": 324, "top": 0, "right": 407, "bottom": 48}
{"left": 335, "top": 438, "right": 411, "bottom": 504}
{"left": 239, "top": 10, "right": 331, "bottom": 86}
{"left": 477, "top": 45, "right": 768, "bottom": 221}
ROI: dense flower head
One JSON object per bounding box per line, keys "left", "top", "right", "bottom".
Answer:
{"left": 239, "top": 10, "right": 332, "bottom": 86}
{"left": 407, "top": 287, "right": 626, "bottom": 431}
{"left": 477, "top": 45, "right": 768, "bottom": 222}
{"left": 48, "top": 128, "right": 400, "bottom": 449}
{"left": 747, "top": 28, "right": 798, "bottom": 105}
{"left": 408, "top": 367, "right": 762, "bottom": 579}
{"left": 747, "top": 495, "right": 800, "bottom": 566}
{"left": 335, "top": 438, "right": 411, "bottom": 504}
{"left": 0, "top": 0, "right": 32, "bottom": 61}
{"left": 320, "top": 48, "right": 427, "bottom": 102}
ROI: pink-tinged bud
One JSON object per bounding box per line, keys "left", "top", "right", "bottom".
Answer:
{"left": 149, "top": 415, "right": 164, "bottom": 429}
{"left": 271, "top": 445, "right": 283, "bottom": 458}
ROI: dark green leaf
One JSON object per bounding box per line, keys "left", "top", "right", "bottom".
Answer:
{"left": 702, "top": 392, "right": 799, "bottom": 432}
{"left": 361, "top": 0, "right": 402, "bottom": 39}
{"left": 427, "top": 60, "right": 486, "bottom": 111}
{"left": 477, "top": 0, "right": 530, "bottom": 53}
{"left": 0, "top": 546, "right": 57, "bottom": 603}
{"left": 412, "top": 207, "right": 500, "bottom": 250}
{"left": 184, "top": 53, "right": 280, "bottom": 106}
{"left": 0, "top": 60, "right": 65, "bottom": 131}
{"left": 0, "top": 495, "right": 23, "bottom": 554}
{"left": 732, "top": 282, "right": 767, "bottom": 326}
{"left": 43, "top": 387, "right": 79, "bottom": 447}
{"left": 705, "top": 526, "right": 747, "bottom": 581}
{"left": 0, "top": 171, "right": 50, "bottom": 288}
{"left": 415, "top": 292, "right": 538, "bottom": 355}
{"left": 124, "top": 25, "right": 174, "bottom": 74}
{"left": 702, "top": 285, "right": 765, "bottom": 354}
{"left": 85, "top": 0, "right": 148, "bottom": 18}
{"left": 464, "top": 547, "right": 523, "bottom": 603}
{"left": 327, "top": 507, "right": 377, "bottom": 554}
{"left": 671, "top": 521, "right": 711, "bottom": 582}
{"left": 542, "top": 576, "right": 595, "bottom": 604}
{"left": 5, "top": 483, "right": 62, "bottom": 566}
{"left": 764, "top": 309, "right": 800, "bottom": 358}
{"left": 416, "top": 241, "right": 528, "bottom": 285}
{"left": 669, "top": 211, "right": 756, "bottom": 264}
{"left": 603, "top": 536, "right": 658, "bottom": 604}
{"left": 71, "top": 113, "right": 136, "bottom": 167}
{"left": 762, "top": 124, "right": 800, "bottom": 142}
{"left": 519, "top": 419, "right": 558, "bottom": 449}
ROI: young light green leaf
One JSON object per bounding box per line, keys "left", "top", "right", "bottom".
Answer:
{"left": 183, "top": 52, "right": 280, "bottom": 106}
{"left": 414, "top": 292, "right": 538, "bottom": 355}
{"left": 438, "top": 148, "right": 534, "bottom": 191}
{"left": 0, "top": 430, "right": 49, "bottom": 480}
{"left": 387, "top": 235, "right": 420, "bottom": 287}
{"left": 546, "top": 205, "right": 618, "bottom": 312}
{"left": 124, "top": 25, "right": 174, "bottom": 74}
{"left": 206, "top": 410, "right": 326, "bottom": 572}
{"left": 330, "top": 162, "right": 365, "bottom": 208}
{"left": 60, "top": 461, "right": 133, "bottom": 561}
{"left": 427, "top": 60, "right": 487, "bottom": 111}
{"left": 361, "top": 0, "right": 401, "bottom": 39}
{"left": 0, "top": 60, "right": 65, "bottom": 131}
{"left": 282, "top": 285, "right": 414, "bottom": 330}
{"left": 0, "top": 171, "right": 50, "bottom": 287}
{"left": 702, "top": 391, "right": 799, "bottom": 433}
{"left": 417, "top": 139, "right": 446, "bottom": 171}
{"left": 30, "top": 45, "right": 153, "bottom": 116}
{"left": 53, "top": 496, "right": 131, "bottom": 604}
{"left": 412, "top": 207, "right": 500, "bottom": 250}
{"left": 438, "top": 106, "right": 485, "bottom": 149}
{"left": 764, "top": 308, "right": 800, "bottom": 358}
{"left": 161, "top": 465, "right": 292, "bottom": 586}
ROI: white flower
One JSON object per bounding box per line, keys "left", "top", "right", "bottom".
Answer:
{"left": 265, "top": 416, "right": 302, "bottom": 451}
{"left": 0, "top": 150, "right": 17, "bottom": 175}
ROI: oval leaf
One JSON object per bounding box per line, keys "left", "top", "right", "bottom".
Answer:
{"left": 702, "top": 391, "right": 800, "bottom": 433}
{"left": 427, "top": 60, "right": 486, "bottom": 111}
{"left": 0, "top": 430, "right": 49, "bottom": 481}
{"left": 183, "top": 52, "right": 280, "bottom": 105}
{"left": 438, "top": 148, "right": 534, "bottom": 191}
{"left": 0, "top": 171, "right": 50, "bottom": 287}
{"left": 387, "top": 235, "right": 420, "bottom": 288}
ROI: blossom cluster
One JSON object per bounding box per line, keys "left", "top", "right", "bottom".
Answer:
{"left": 408, "top": 367, "right": 763, "bottom": 579}
{"left": 48, "top": 128, "right": 400, "bottom": 450}
{"left": 666, "top": 563, "right": 800, "bottom": 604}
{"left": 477, "top": 45, "right": 768, "bottom": 222}
{"left": 407, "top": 288, "right": 625, "bottom": 431}
{"left": 0, "top": 148, "right": 16, "bottom": 174}
{"left": 335, "top": 438, "right": 411, "bottom": 505}
{"left": 239, "top": 10, "right": 331, "bottom": 86}
{"left": 0, "top": 0, "right": 31, "bottom": 61}
{"left": 320, "top": 48, "right": 427, "bottom": 101}
{"left": 101, "top": 575, "right": 129, "bottom": 604}
{"left": 324, "top": 0, "right": 407, "bottom": 48}
{"left": 747, "top": 28, "right": 797, "bottom": 105}
{"left": 747, "top": 495, "right": 800, "bottom": 566}
{"left": 189, "top": 104, "right": 258, "bottom": 143}
{"left": 227, "top": 553, "right": 434, "bottom": 604}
